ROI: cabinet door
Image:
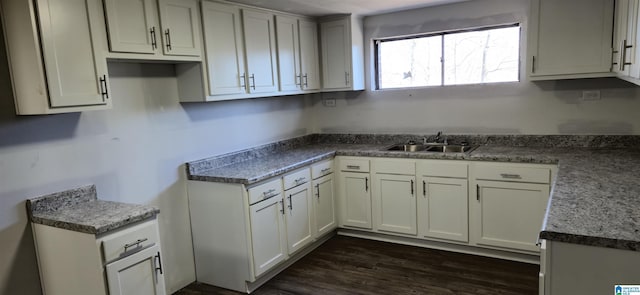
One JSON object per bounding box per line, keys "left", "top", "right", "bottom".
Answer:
{"left": 418, "top": 177, "right": 468, "bottom": 243}
{"left": 299, "top": 20, "right": 321, "bottom": 91}
{"left": 158, "top": 0, "right": 201, "bottom": 56}
{"left": 339, "top": 172, "right": 372, "bottom": 229}
{"left": 242, "top": 9, "right": 279, "bottom": 94}
{"left": 373, "top": 173, "right": 417, "bottom": 235}
{"left": 249, "top": 196, "right": 287, "bottom": 277}
{"left": 471, "top": 181, "right": 550, "bottom": 252}
{"left": 36, "top": 0, "right": 110, "bottom": 107}
{"left": 276, "top": 15, "right": 301, "bottom": 92}
{"left": 284, "top": 183, "right": 313, "bottom": 254}
{"left": 313, "top": 174, "right": 336, "bottom": 237}
{"left": 201, "top": 2, "right": 246, "bottom": 96}
{"left": 106, "top": 244, "right": 166, "bottom": 295}
{"left": 320, "top": 18, "right": 351, "bottom": 90}
{"left": 528, "top": 0, "right": 614, "bottom": 78}
{"left": 103, "top": 0, "right": 157, "bottom": 54}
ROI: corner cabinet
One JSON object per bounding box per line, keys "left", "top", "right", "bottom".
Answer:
{"left": 103, "top": 0, "right": 202, "bottom": 59}
{"left": 527, "top": 0, "right": 615, "bottom": 80}
{"left": 613, "top": 0, "right": 640, "bottom": 85}
{"left": 1, "top": 0, "right": 112, "bottom": 115}
{"left": 319, "top": 15, "right": 365, "bottom": 91}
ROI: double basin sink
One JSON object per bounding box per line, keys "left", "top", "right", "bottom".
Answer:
{"left": 383, "top": 143, "right": 477, "bottom": 153}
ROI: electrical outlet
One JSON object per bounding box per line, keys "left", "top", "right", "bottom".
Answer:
{"left": 581, "top": 90, "right": 601, "bottom": 101}
{"left": 323, "top": 98, "right": 336, "bottom": 107}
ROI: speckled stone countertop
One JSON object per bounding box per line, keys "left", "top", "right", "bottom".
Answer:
{"left": 26, "top": 185, "right": 160, "bottom": 235}
{"left": 186, "top": 134, "right": 640, "bottom": 251}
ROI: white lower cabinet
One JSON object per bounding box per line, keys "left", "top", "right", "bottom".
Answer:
{"left": 311, "top": 160, "right": 337, "bottom": 237}
{"left": 32, "top": 218, "right": 165, "bottom": 295}
{"left": 248, "top": 183, "right": 287, "bottom": 277}
{"left": 470, "top": 162, "right": 554, "bottom": 253}
{"left": 188, "top": 165, "right": 333, "bottom": 293}
{"left": 417, "top": 160, "right": 469, "bottom": 243}
{"left": 372, "top": 159, "right": 417, "bottom": 235}
{"left": 283, "top": 169, "right": 313, "bottom": 255}
{"left": 337, "top": 158, "right": 372, "bottom": 229}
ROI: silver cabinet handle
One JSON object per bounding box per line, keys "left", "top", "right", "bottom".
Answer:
{"left": 321, "top": 167, "right": 331, "bottom": 174}
{"left": 315, "top": 184, "right": 320, "bottom": 199}
{"left": 621, "top": 39, "right": 633, "bottom": 71}
{"left": 476, "top": 184, "right": 480, "bottom": 201}
{"left": 287, "top": 194, "right": 293, "bottom": 211}
{"left": 295, "top": 74, "right": 301, "bottom": 86}
{"left": 263, "top": 189, "right": 276, "bottom": 196}
{"left": 303, "top": 74, "right": 308, "bottom": 88}
{"left": 240, "top": 73, "right": 246, "bottom": 88}
{"left": 500, "top": 173, "right": 522, "bottom": 179}
{"left": 124, "top": 238, "right": 148, "bottom": 251}
{"left": 531, "top": 56, "right": 535, "bottom": 73}
{"left": 279, "top": 199, "right": 285, "bottom": 215}
{"left": 250, "top": 74, "right": 256, "bottom": 90}
{"left": 294, "top": 177, "right": 306, "bottom": 185}
{"left": 346, "top": 165, "right": 360, "bottom": 170}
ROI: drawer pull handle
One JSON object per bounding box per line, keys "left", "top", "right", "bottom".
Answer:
{"left": 263, "top": 189, "right": 276, "bottom": 196}
{"left": 124, "top": 238, "right": 148, "bottom": 252}
{"left": 346, "top": 165, "right": 360, "bottom": 170}
{"left": 294, "top": 177, "right": 306, "bottom": 184}
{"left": 321, "top": 167, "right": 331, "bottom": 174}
{"left": 410, "top": 179, "right": 414, "bottom": 195}
{"left": 316, "top": 184, "right": 320, "bottom": 199}
{"left": 500, "top": 173, "right": 522, "bottom": 179}
{"left": 423, "top": 180, "right": 427, "bottom": 197}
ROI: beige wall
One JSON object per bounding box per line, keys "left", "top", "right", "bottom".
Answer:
{"left": 310, "top": 0, "right": 640, "bottom": 135}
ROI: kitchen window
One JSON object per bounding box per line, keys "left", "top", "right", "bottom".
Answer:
{"left": 374, "top": 24, "right": 521, "bottom": 89}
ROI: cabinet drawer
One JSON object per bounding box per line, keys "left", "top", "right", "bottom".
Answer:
{"left": 417, "top": 160, "right": 468, "bottom": 178}
{"left": 102, "top": 219, "right": 159, "bottom": 263}
{"left": 311, "top": 160, "right": 333, "bottom": 179}
{"left": 475, "top": 164, "right": 551, "bottom": 184}
{"left": 339, "top": 158, "right": 370, "bottom": 172}
{"left": 283, "top": 168, "right": 311, "bottom": 190}
{"left": 248, "top": 178, "right": 283, "bottom": 204}
{"left": 373, "top": 159, "right": 415, "bottom": 175}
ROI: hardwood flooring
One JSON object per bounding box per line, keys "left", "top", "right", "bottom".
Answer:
{"left": 175, "top": 235, "right": 538, "bottom": 295}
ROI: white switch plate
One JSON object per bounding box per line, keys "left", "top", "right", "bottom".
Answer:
{"left": 581, "top": 90, "right": 601, "bottom": 101}
{"left": 323, "top": 98, "right": 336, "bottom": 107}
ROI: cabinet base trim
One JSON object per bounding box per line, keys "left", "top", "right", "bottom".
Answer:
{"left": 338, "top": 229, "right": 539, "bottom": 265}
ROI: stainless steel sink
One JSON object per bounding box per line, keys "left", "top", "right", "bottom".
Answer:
{"left": 384, "top": 144, "right": 428, "bottom": 152}
{"left": 424, "top": 145, "right": 477, "bottom": 153}
{"left": 383, "top": 143, "right": 477, "bottom": 153}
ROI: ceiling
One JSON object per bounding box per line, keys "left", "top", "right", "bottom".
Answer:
{"left": 224, "top": 0, "right": 470, "bottom": 17}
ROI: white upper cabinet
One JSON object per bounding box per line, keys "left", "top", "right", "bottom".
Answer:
{"left": 158, "top": 0, "right": 201, "bottom": 56}
{"left": 275, "top": 15, "right": 321, "bottom": 93}
{"left": 614, "top": 0, "right": 640, "bottom": 84}
{"left": 527, "top": 0, "right": 614, "bottom": 80}
{"left": 103, "top": 0, "right": 201, "bottom": 59}
{"left": 200, "top": 1, "right": 246, "bottom": 96}
{"left": 242, "top": 9, "right": 279, "bottom": 94}
{"left": 1, "top": 0, "right": 111, "bottom": 114}
{"left": 276, "top": 15, "right": 302, "bottom": 92}
{"left": 298, "top": 20, "right": 321, "bottom": 91}
{"left": 319, "top": 15, "right": 364, "bottom": 91}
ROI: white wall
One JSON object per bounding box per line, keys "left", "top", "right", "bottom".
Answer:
{"left": 0, "top": 60, "right": 313, "bottom": 293}
{"left": 310, "top": 0, "right": 640, "bottom": 135}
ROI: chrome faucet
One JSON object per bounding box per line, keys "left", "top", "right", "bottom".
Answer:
{"left": 433, "top": 131, "right": 448, "bottom": 145}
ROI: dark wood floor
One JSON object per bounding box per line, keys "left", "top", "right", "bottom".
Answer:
{"left": 175, "top": 236, "right": 538, "bottom": 295}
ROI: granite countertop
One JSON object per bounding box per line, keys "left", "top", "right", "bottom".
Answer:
{"left": 26, "top": 185, "right": 160, "bottom": 235}
{"left": 186, "top": 134, "right": 640, "bottom": 252}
